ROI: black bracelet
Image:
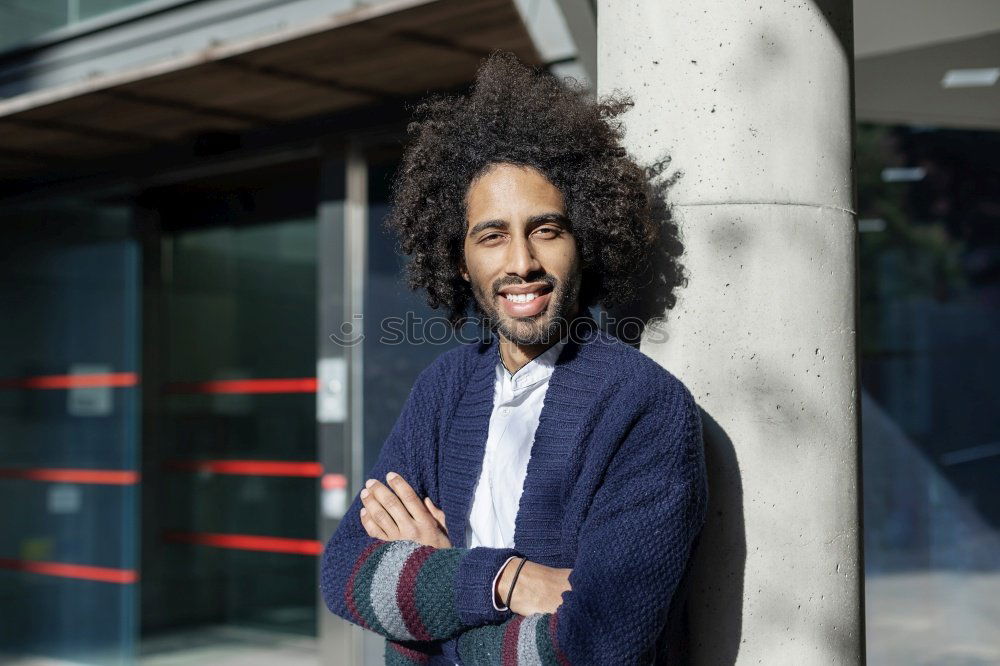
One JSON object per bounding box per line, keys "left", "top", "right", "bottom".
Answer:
{"left": 504, "top": 557, "right": 528, "bottom": 611}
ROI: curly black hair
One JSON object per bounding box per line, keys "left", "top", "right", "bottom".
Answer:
{"left": 386, "top": 50, "right": 681, "bottom": 328}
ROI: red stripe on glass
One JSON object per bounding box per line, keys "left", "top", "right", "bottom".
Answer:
{"left": 0, "top": 468, "right": 139, "bottom": 485}
{"left": 163, "top": 378, "right": 317, "bottom": 394}
{"left": 164, "top": 531, "right": 323, "bottom": 556}
{"left": 0, "top": 558, "right": 137, "bottom": 584}
{"left": 322, "top": 473, "right": 348, "bottom": 490}
{"left": 0, "top": 372, "right": 138, "bottom": 390}
{"left": 166, "top": 460, "right": 323, "bottom": 477}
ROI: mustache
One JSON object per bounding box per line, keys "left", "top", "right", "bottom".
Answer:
{"left": 491, "top": 274, "right": 557, "bottom": 295}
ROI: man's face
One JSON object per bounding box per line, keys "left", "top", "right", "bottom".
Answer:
{"left": 461, "top": 162, "right": 582, "bottom": 346}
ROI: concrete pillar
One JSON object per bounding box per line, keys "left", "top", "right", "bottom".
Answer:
{"left": 598, "top": 2, "right": 863, "bottom": 664}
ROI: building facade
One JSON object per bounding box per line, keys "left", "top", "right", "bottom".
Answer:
{"left": 0, "top": 1, "right": 996, "bottom": 664}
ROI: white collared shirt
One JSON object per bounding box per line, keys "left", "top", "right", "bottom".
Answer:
{"left": 464, "top": 336, "right": 568, "bottom": 610}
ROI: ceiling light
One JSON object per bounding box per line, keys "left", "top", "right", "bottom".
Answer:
{"left": 881, "top": 167, "right": 926, "bottom": 183}
{"left": 858, "top": 218, "right": 887, "bottom": 233}
{"left": 941, "top": 68, "right": 999, "bottom": 88}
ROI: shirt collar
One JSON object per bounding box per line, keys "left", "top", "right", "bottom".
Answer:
{"left": 496, "top": 336, "right": 568, "bottom": 392}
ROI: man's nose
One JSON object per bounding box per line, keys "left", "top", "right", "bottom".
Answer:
{"left": 504, "top": 234, "right": 542, "bottom": 278}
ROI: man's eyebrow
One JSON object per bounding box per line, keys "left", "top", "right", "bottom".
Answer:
{"left": 467, "top": 219, "right": 506, "bottom": 237}
{"left": 466, "top": 213, "right": 570, "bottom": 238}
{"left": 527, "top": 212, "right": 570, "bottom": 227}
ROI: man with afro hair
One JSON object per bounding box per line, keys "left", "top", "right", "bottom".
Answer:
{"left": 320, "top": 51, "right": 707, "bottom": 665}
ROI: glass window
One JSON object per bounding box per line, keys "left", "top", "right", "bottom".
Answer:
{"left": 0, "top": 0, "right": 161, "bottom": 53}
{"left": 0, "top": 198, "right": 140, "bottom": 664}
{"left": 858, "top": 124, "right": 1000, "bottom": 663}
{"left": 363, "top": 153, "right": 474, "bottom": 475}
{"left": 0, "top": 161, "right": 323, "bottom": 664}
{"left": 79, "top": 0, "right": 153, "bottom": 21}
{"left": 140, "top": 162, "right": 322, "bottom": 650}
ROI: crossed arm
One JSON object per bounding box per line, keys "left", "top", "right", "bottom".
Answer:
{"left": 318, "top": 361, "right": 571, "bottom": 662}
{"left": 358, "top": 473, "right": 576, "bottom": 664}
{"left": 323, "top": 467, "right": 573, "bottom": 665}
{"left": 358, "top": 472, "right": 571, "bottom": 616}
{"left": 319, "top": 362, "right": 708, "bottom": 665}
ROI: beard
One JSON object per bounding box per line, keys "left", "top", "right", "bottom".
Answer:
{"left": 470, "top": 266, "right": 582, "bottom": 346}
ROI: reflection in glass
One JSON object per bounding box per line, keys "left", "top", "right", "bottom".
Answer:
{"left": 0, "top": 0, "right": 157, "bottom": 52}
{"left": 140, "top": 165, "right": 320, "bottom": 654}
{"left": 858, "top": 124, "right": 1000, "bottom": 664}
{"left": 0, "top": 200, "right": 140, "bottom": 665}
{"left": 363, "top": 155, "right": 468, "bottom": 474}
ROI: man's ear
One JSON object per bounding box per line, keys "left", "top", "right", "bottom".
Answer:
{"left": 459, "top": 261, "right": 470, "bottom": 283}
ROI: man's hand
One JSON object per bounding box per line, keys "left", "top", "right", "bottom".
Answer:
{"left": 496, "top": 557, "right": 572, "bottom": 616}
{"left": 357, "top": 472, "right": 570, "bottom": 616}
{"left": 358, "top": 472, "right": 451, "bottom": 548}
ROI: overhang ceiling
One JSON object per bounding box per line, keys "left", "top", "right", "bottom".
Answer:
{"left": 2, "top": 0, "right": 996, "bottom": 189}
{"left": 853, "top": 0, "right": 1000, "bottom": 130}
{"left": 0, "top": 0, "right": 540, "bottom": 184}
{"left": 855, "top": 30, "right": 1000, "bottom": 130}
{"left": 854, "top": 0, "right": 1000, "bottom": 58}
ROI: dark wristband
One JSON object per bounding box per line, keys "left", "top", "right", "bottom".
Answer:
{"left": 504, "top": 557, "right": 528, "bottom": 611}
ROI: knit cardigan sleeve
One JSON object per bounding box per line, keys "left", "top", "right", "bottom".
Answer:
{"left": 455, "top": 380, "right": 709, "bottom": 665}
{"left": 319, "top": 353, "right": 520, "bottom": 649}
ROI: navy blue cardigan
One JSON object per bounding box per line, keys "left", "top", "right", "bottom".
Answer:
{"left": 320, "top": 312, "right": 708, "bottom": 665}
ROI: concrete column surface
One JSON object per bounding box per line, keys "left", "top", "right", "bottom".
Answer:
{"left": 598, "top": 1, "right": 863, "bottom": 664}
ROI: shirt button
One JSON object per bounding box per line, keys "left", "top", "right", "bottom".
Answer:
{"left": 500, "top": 407, "right": 510, "bottom": 415}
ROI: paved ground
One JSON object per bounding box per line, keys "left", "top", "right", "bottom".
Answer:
{"left": 3, "top": 626, "right": 318, "bottom": 666}
{"left": 866, "top": 570, "right": 1000, "bottom": 665}
{"left": 7, "top": 573, "right": 1000, "bottom": 665}
{"left": 138, "top": 626, "right": 317, "bottom": 666}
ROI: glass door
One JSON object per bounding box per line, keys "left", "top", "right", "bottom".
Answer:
{"left": 0, "top": 199, "right": 141, "bottom": 665}
{"left": 138, "top": 160, "right": 322, "bottom": 661}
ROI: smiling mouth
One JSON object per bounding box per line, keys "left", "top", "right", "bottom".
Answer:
{"left": 495, "top": 283, "right": 554, "bottom": 318}
{"left": 497, "top": 283, "right": 553, "bottom": 300}
{"left": 503, "top": 290, "right": 545, "bottom": 303}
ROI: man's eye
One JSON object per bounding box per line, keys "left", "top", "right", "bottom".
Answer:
{"left": 535, "top": 227, "right": 560, "bottom": 237}
{"left": 481, "top": 233, "right": 502, "bottom": 243}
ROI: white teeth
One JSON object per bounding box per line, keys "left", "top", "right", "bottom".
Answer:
{"left": 505, "top": 292, "right": 538, "bottom": 303}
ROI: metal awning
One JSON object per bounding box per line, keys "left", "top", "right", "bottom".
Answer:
{"left": 0, "top": 0, "right": 540, "bottom": 184}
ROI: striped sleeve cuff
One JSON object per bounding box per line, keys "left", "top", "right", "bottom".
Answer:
{"left": 457, "top": 612, "right": 570, "bottom": 666}
{"left": 385, "top": 640, "right": 434, "bottom": 665}
{"left": 344, "top": 540, "right": 519, "bottom": 641}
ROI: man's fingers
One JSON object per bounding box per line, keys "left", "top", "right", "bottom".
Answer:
{"left": 360, "top": 485, "right": 399, "bottom": 537}
{"left": 424, "top": 497, "right": 448, "bottom": 533}
{"left": 367, "top": 479, "right": 413, "bottom": 530}
{"left": 385, "top": 472, "right": 433, "bottom": 525}
{"left": 359, "top": 507, "right": 388, "bottom": 540}
{"left": 358, "top": 475, "right": 449, "bottom": 546}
